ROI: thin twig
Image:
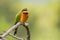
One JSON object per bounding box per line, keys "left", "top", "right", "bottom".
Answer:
{"left": 0, "top": 33, "right": 23, "bottom": 40}
{"left": 9, "top": 34, "right": 23, "bottom": 40}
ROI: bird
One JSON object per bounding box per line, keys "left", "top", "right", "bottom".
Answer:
{"left": 14, "top": 8, "right": 29, "bottom": 35}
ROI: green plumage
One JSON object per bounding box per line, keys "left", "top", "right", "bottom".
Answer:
{"left": 14, "top": 13, "right": 21, "bottom": 24}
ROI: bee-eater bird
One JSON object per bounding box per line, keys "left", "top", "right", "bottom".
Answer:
{"left": 14, "top": 8, "right": 29, "bottom": 35}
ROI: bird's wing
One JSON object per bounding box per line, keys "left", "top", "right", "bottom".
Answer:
{"left": 14, "top": 12, "right": 21, "bottom": 25}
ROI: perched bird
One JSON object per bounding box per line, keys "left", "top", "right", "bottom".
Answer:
{"left": 14, "top": 8, "right": 29, "bottom": 35}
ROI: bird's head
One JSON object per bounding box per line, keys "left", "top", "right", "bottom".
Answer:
{"left": 22, "top": 8, "right": 27, "bottom": 11}
{"left": 22, "top": 8, "right": 28, "bottom": 14}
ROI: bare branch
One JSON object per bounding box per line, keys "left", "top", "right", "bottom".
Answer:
{"left": 1, "top": 22, "right": 21, "bottom": 38}
{"left": 0, "top": 22, "right": 22, "bottom": 40}
{"left": 23, "top": 23, "right": 30, "bottom": 40}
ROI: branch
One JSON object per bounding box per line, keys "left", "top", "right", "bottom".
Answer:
{"left": 23, "top": 23, "right": 30, "bottom": 40}
{"left": 1, "top": 22, "right": 21, "bottom": 38}
{"left": 0, "top": 22, "right": 22, "bottom": 40}
{"left": 0, "top": 22, "right": 30, "bottom": 40}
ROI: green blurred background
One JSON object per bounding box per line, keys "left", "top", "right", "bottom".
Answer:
{"left": 0, "top": 0, "right": 60, "bottom": 40}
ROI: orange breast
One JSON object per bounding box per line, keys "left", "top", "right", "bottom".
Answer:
{"left": 20, "top": 13, "right": 29, "bottom": 23}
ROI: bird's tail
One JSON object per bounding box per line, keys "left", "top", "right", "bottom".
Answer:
{"left": 14, "top": 27, "right": 18, "bottom": 35}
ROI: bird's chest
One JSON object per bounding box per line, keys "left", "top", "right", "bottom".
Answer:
{"left": 20, "top": 14, "right": 28, "bottom": 23}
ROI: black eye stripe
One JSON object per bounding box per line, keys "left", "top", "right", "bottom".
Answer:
{"left": 23, "top": 13, "right": 28, "bottom": 14}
